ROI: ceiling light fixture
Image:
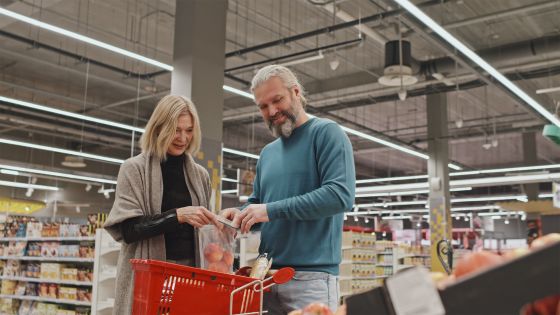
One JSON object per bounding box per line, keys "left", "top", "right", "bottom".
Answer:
{"left": 0, "top": 169, "right": 20, "bottom": 176}
{"left": 0, "top": 164, "right": 117, "bottom": 185}
{"left": 0, "top": 180, "right": 58, "bottom": 191}
{"left": 356, "top": 164, "right": 560, "bottom": 185}
{"left": 0, "top": 96, "right": 145, "bottom": 133}
{"left": 355, "top": 187, "right": 472, "bottom": 198}
{"left": 393, "top": 0, "right": 560, "bottom": 127}
{"left": 308, "top": 115, "right": 462, "bottom": 170}
{"left": 0, "top": 138, "right": 124, "bottom": 164}
{"left": 357, "top": 172, "right": 560, "bottom": 194}
{"left": 279, "top": 51, "right": 324, "bottom": 67}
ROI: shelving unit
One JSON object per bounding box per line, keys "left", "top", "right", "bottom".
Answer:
{"left": 90, "top": 228, "right": 120, "bottom": 315}
{"left": 0, "top": 275, "right": 92, "bottom": 287}
{"left": 0, "top": 294, "right": 91, "bottom": 307}
{"left": 0, "top": 217, "right": 98, "bottom": 314}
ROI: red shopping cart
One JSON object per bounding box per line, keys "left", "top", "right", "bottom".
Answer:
{"left": 130, "top": 259, "right": 294, "bottom": 315}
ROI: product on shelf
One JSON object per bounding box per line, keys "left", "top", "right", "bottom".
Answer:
{"left": 1, "top": 280, "right": 17, "bottom": 295}
{"left": 0, "top": 298, "right": 18, "bottom": 315}
{"left": 2, "top": 260, "right": 21, "bottom": 277}
{"left": 59, "top": 286, "right": 77, "bottom": 300}
{"left": 40, "top": 263, "right": 61, "bottom": 280}
{"left": 25, "top": 222, "right": 43, "bottom": 238}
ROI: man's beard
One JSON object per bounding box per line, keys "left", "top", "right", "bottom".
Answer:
{"left": 267, "top": 105, "right": 299, "bottom": 138}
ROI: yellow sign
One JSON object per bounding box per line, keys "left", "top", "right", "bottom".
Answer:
{"left": 0, "top": 198, "right": 46, "bottom": 214}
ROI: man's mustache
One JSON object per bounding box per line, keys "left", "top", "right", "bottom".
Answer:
{"left": 269, "top": 110, "right": 296, "bottom": 124}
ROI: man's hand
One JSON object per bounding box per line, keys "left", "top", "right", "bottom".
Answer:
{"left": 176, "top": 206, "right": 218, "bottom": 228}
{"left": 220, "top": 208, "right": 241, "bottom": 221}
{"left": 235, "top": 204, "right": 269, "bottom": 234}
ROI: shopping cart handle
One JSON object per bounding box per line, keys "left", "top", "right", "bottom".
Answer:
{"left": 271, "top": 267, "right": 294, "bottom": 285}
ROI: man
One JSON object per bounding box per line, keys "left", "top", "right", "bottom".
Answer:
{"left": 221, "top": 65, "right": 355, "bottom": 314}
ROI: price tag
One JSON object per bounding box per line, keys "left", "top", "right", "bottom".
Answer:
{"left": 386, "top": 267, "right": 445, "bottom": 315}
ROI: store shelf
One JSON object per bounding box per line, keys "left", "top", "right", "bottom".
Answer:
{"left": 0, "top": 236, "right": 95, "bottom": 242}
{"left": 0, "top": 256, "right": 94, "bottom": 262}
{"left": 376, "top": 263, "right": 393, "bottom": 267}
{"left": 0, "top": 275, "right": 92, "bottom": 286}
{"left": 376, "top": 251, "right": 393, "bottom": 255}
{"left": 340, "top": 260, "right": 377, "bottom": 264}
{"left": 0, "top": 294, "right": 91, "bottom": 307}
{"left": 398, "top": 254, "right": 430, "bottom": 259}
{"left": 340, "top": 275, "right": 388, "bottom": 280}
{"left": 99, "top": 270, "right": 117, "bottom": 283}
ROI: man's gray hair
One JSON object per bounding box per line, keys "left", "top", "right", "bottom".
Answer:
{"left": 251, "top": 65, "right": 308, "bottom": 109}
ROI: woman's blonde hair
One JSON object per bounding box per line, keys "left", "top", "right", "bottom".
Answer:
{"left": 140, "top": 95, "right": 202, "bottom": 161}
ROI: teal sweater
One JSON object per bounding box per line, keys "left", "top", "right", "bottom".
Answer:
{"left": 247, "top": 117, "right": 355, "bottom": 275}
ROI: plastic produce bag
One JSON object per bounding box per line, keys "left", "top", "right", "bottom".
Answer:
{"left": 198, "top": 224, "right": 236, "bottom": 274}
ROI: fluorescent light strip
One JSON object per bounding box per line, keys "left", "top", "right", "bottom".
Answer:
{"left": 0, "top": 96, "right": 145, "bottom": 133}
{"left": 539, "top": 193, "right": 553, "bottom": 198}
{"left": 355, "top": 187, "right": 472, "bottom": 198}
{"left": 306, "top": 114, "right": 462, "bottom": 170}
{"left": 222, "top": 147, "right": 260, "bottom": 160}
{"left": 0, "top": 8, "right": 173, "bottom": 71}
{"left": 221, "top": 189, "right": 238, "bottom": 194}
{"left": 0, "top": 164, "right": 117, "bottom": 185}
{"left": 394, "top": 0, "right": 560, "bottom": 127}
{"left": 356, "top": 195, "right": 529, "bottom": 207}
{"left": 223, "top": 85, "right": 253, "bottom": 99}
{"left": 0, "top": 139, "right": 124, "bottom": 164}
{"left": 357, "top": 172, "right": 560, "bottom": 193}
{"left": 0, "top": 169, "right": 20, "bottom": 176}
{"left": 356, "top": 174, "right": 428, "bottom": 184}
{"left": 452, "top": 164, "right": 560, "bottom": 176}
{"left": 356, "top": 164, "right": 560, "bottom": 185}
{"left": 0, "top": 180, "right": 58, "bottom": 191}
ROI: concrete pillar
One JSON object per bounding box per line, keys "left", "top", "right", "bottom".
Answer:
{"left": 426, "top": 93, "right": 453, "bottom": 273}
{"left": 522, "top": 132, "right": 538, "bottom": 201}
{"left": 171, "top": 0, "right": 228, "bottom": 212}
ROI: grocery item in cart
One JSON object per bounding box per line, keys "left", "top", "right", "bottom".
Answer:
{"left": 249, "top": 253, "right": 273, "bottom": 280}
{"left": 199, "top": 224, "right": 236, "bottom": 273}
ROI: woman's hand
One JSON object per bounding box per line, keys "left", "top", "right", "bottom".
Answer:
{"left": 176, "top": 206, "right": 217, "bottom": 228}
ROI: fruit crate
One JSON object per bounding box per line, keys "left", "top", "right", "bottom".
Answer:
{"left": 345, "top": 241, "right": 560, "bottom": 315}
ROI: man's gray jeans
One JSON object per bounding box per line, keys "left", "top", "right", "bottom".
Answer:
{"left": 263, "top": 271, "right": 339, "bottom": 315}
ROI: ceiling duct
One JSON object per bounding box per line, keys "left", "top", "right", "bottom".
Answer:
{"left": 378, "top": 40, "right": 418, "bottom": 87}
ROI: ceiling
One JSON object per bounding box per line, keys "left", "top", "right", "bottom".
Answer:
{"left": 0, "top": 0, "right": 559, "bottom": 216}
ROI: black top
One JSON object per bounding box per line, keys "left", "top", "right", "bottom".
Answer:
{"left": 120, "top": 154, "right": 195, "bottom": 260}
{"left": 160, "top": 154, "right": 194, "bottom": 260}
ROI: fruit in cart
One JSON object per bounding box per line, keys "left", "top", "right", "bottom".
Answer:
{"left": 204, "top": 242, "right": 224, "bottom": 263}
{"left": 453, "top": 250, "right": 504, "bottom": 278}
{"left": 207, "top": 261, "right": 229, "bottom": 273}
{"left": 222, "top": 250, "right": 234, "bottom": 266}
{"left": 530, "top": 233, "right": 560, "bottom": 249}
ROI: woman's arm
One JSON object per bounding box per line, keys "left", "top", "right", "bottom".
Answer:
{"left": 120, "top": 208, "right": 180, "bottom": 244}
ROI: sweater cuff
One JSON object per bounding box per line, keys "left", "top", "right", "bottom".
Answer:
{"left": 266, "top": 201, "right": 287, "bottom": 220}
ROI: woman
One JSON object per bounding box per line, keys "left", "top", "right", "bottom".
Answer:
{"left": 104, "top": 95, "right": 217, "bottom": 315}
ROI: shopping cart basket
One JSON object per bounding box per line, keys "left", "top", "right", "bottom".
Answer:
{"left": 130, "top": 259, "right": 294, "bottom": 315}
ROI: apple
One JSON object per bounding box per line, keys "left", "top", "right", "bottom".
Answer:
{"left": 204, "top": 242, "right": 224, "bottom": 263}
{"left": 208, "top": 261, "right": 229, "bottom": 273}
{"left": 222, "top": 251, "right": 234, "bottom": 266}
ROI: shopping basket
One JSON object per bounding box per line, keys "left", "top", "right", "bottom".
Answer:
{"left": 130, "top": 259, "right": 294, "bottom": 315}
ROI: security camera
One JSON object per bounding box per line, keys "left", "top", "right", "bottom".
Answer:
{"left": 398, "top": 89, "right": 407, "bottom": 101}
